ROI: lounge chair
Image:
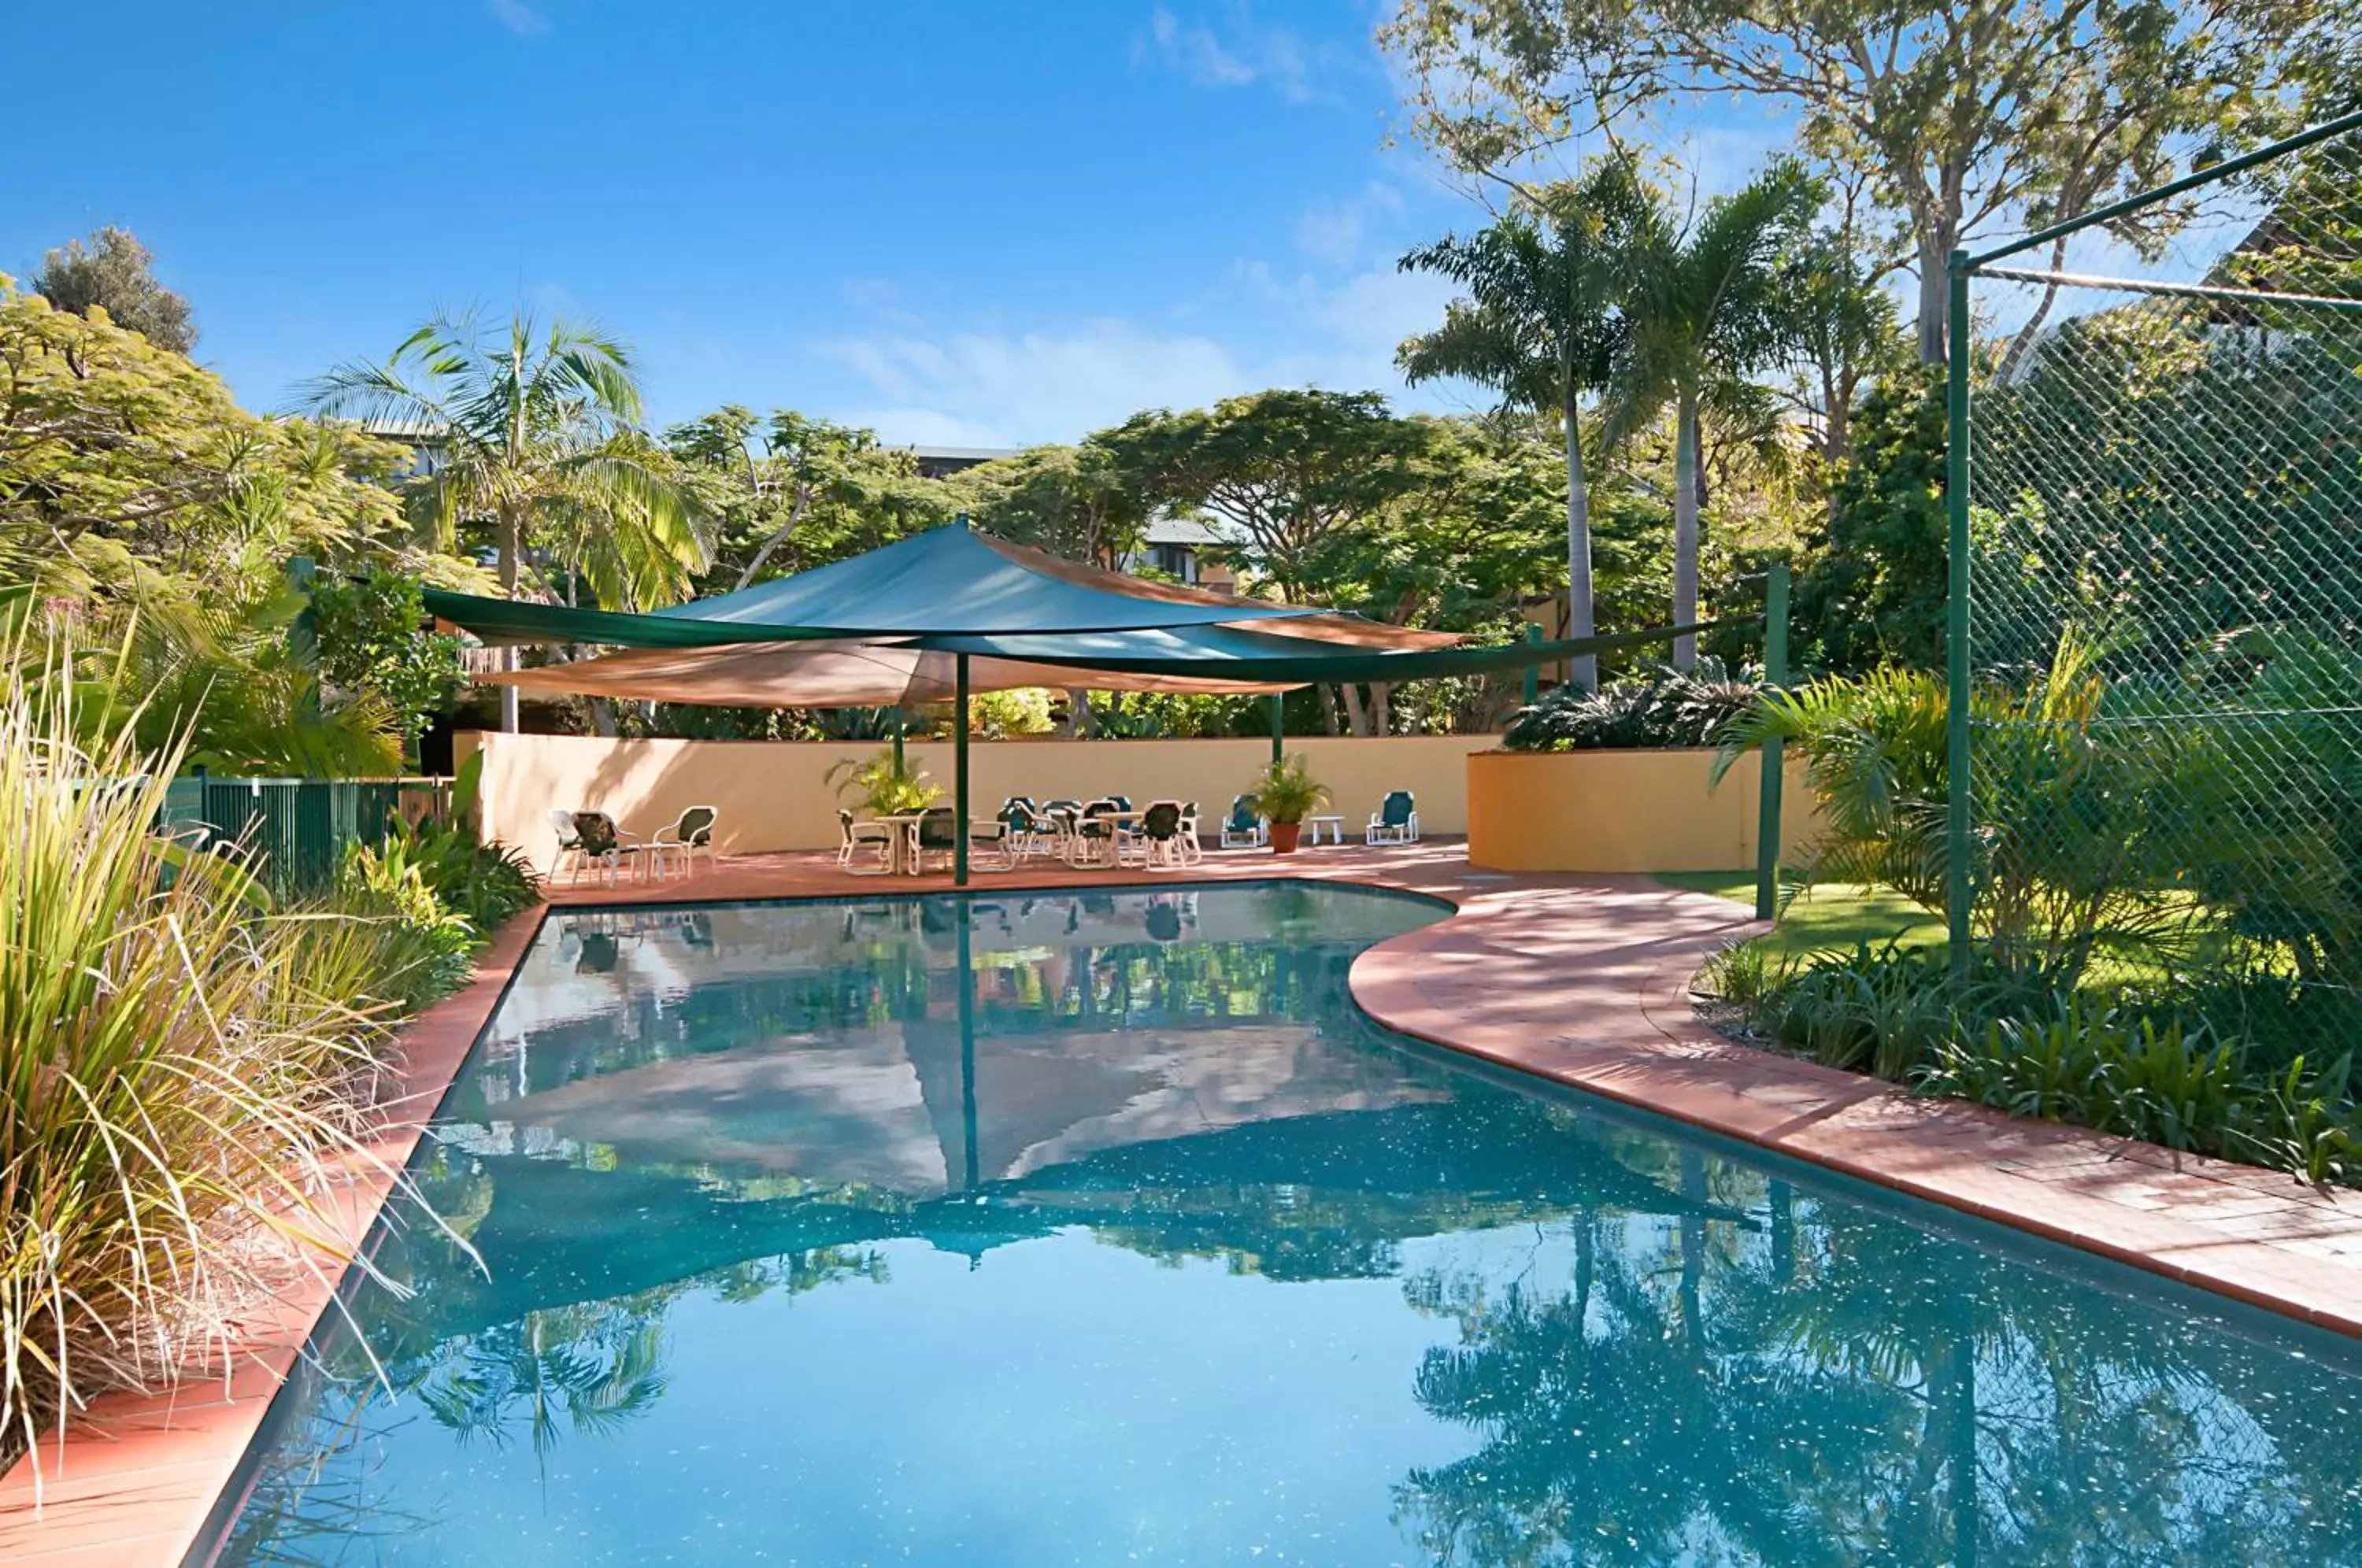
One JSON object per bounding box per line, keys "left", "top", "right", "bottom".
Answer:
{"left": 1220, "top": 794, "right": 1267, "bottom": 850}
{"left": 1366, "top": 790, "right": 1420, "bottom": 845}
{"left": 650, "top": 804, "right": 717, "bottom": 878}
{"left": 838, "top": 808, "right": 895, "bottom": 874}
{"left": 966, "top": 813, "right": 1015, "bottom": 871}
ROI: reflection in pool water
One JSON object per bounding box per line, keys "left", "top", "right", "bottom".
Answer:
{"left": 211, "top": 885, "right": 2362, "bottom": 1566}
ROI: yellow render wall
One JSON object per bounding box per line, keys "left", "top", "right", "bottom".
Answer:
{"left": 459, "top": 731, "right": 1498, "bottom": 875}
{"left": 1464, "top": 749, "right": 1820, "bottom": 874}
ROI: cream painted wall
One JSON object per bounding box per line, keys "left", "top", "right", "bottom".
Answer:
{"left": 460, "top": 731, "right": 1498, "bottom": 874}
{"left": 1464, "top": 749, "right": 1821, "bottom": 874}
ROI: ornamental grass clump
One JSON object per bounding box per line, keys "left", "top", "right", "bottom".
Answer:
{"left": 0, "top": 669, "right": 413, "bottom": 1480}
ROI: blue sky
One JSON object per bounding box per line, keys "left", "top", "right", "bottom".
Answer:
{"left": 6, "top": 1, "right": 1592, "bottom": 446}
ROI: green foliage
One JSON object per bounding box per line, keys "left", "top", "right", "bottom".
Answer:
{"left": 0, "top": 661, "right": 423, "bottom": 1472}
{"left": 666, "top": 406, "right": 957, "bottom": 593}
{"left": 1504, "top": 656, "right": 1760, "bottom": 750}
{"left": 826, "top": 749, "right": 941, "bottom": 815}
{"left": 339, "top": 837, "right": 482, "bottom": 1006}
{"left": 1792, "top": 364, "right": 1948, "bottom": 673}
{"left": 302, "top": 309, "right": 710, "bottom": 619}
{"left": 309, "top": 571, "right": 462, "bottom": 742}
{"left": 31, "top": 226, "right": 196, "bottom": 353}
{"left": 956, "top": 441, "right": 1149, "bottom": 568}
{"left": 1248, "top": 753, "right": 1328, "bottom": 823}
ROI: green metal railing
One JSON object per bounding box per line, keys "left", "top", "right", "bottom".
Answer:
{"left": 157, "top": 775, "right": 454, "bottom": 893}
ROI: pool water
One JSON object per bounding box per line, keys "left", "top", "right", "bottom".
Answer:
{"left": 209, "top": 884, "right": 2362, "bottom": 1566}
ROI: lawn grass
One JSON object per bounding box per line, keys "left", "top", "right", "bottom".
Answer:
{"left": 1653, "top": 871, "right": 1946, "bottom": 960}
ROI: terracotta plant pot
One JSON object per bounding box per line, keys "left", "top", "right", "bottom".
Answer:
{"left": 1268, "top": 821, "right": 1303, "bottom": 854}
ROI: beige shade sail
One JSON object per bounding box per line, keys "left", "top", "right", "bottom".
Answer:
{"left": 481, "top": 638, "right": 1301, "bottom": 707}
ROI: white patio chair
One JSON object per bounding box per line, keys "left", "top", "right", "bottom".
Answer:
{"left": 1219, "top": 794, "right": 1267, "bottom": 849}
{"left": 837, "top": 808, "right": 895, "bottom": 875}
{"left": 1366, "top": 790, "right": 1420, "bottom": 845}
{"left": 650, "top": 804, "right": 718, "bottom": 879}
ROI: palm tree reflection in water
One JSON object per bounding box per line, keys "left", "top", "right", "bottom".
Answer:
{"left": 217, "top": 889, "right": 2362, "bottom": 1566}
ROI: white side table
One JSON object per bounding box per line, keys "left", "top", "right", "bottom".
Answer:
{"left": 1303, "top": 814, "right": 1345, "bottom": 845}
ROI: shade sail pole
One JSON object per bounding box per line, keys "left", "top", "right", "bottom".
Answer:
{"left": 1269, "top": 692, "right": 1283, "bottom": 766}
{"left": 953, "top": 654, "right": 971, "bottom": 887}
{"left": 891, "top": 705, "right": 905, "bottom": 771}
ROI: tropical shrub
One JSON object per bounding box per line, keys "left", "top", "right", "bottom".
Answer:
{"left": 0, "top": 668, "right": 421, "bottom": 1474}
{"left": 1502, "top": 656, "right": 1762, "bottom": 752}
{"left": 826, "top": 749, "right": 940, "bottom": 815}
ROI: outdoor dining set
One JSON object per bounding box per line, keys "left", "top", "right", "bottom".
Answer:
{"left": 833, "top": 790, "right": 1421, "bottom": 878}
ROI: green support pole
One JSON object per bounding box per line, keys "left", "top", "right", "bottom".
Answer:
{"left": 1270, "top": 690, "right": 1284, "bottom": 767}
{"left": 1754, "top": 560, "right": 1789, "bottom": 923}
{"left": 1944, "top": 250, "right": 1975, "bottom": 974}
{"left": 953, "top": 656, "right": 970, "bottom": 887}
{"left": 1522, "top": 623, "right": 1541, "bottom": 707}
{"left": 891, "top": 705, "right": 905, "bottom": 772}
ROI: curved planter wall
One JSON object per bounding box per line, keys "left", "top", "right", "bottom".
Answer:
{"left": 1465, "top": 748, "right": 1816, "bottom": 874}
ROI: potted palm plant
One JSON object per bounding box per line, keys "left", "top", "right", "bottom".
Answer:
{"left": 1249, "top": 753, "right": 1327, "bottom": 854}
{"left": 826, "top": 749, "right": 941, "bottom": 816}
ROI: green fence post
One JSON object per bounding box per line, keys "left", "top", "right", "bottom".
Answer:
{"left": 1944, "top": 249, "right": 1974, "bottom": 974}
{"left": 953, "top": 656, "right": 970, "bottom": 888}
{"left": 1270, "top": 690, "right": 1284, "bottom": 767}
{"left": 1522, "top": 623, "right": 1541, "bottom": 708}
{"left": 1753, "top": 561, "right": 1789, "bottom": 923}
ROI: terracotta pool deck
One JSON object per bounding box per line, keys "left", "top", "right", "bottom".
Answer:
{"left": 9, "top": 839, "right": 2362, "bottom": 1564}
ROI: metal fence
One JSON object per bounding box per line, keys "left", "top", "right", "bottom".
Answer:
{"left": 157, "top": 775, "right": 454, "bottom": 893}
{"left": 1947, "top": 109, "right": 2362, "bottom": 1053}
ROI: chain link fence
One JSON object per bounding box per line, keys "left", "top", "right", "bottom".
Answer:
{"left": 1955, "top": 114, "right": 2362, "bottom": 1057}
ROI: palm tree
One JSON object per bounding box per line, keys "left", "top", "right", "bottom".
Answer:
{"left": 1399, "top": 162, "right": 1643, "bottom": 692}
{"left": 1605, "top": 161, "right": 1819, "bottom": 668}
{"left": 302, "top": 309, "right": 709, "bottom": 730}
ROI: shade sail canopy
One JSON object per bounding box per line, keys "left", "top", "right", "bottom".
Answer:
{"left": 483, "top": 638, "right": 1298, "bottom": 706}
{"left": 424, "top": 523, "right": 1453, "bottom": 649}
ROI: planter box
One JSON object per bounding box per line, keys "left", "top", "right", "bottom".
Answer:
{"left": 1466, "top": 748, "right": 1816, "bottom": 875}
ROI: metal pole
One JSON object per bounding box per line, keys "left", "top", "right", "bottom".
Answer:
{"left": 953, "top": 655, "right": 970, "bottom": 887}
{"left": 1753, "top": 560, "right": 1789, "bottom": 923}
{"left": 1944, "top": 251, "right": 1974, "bottom": 974}
{"left": 1522, "top": 623, "right": 1541, "bottom": 708}
{"left": 957, "top": 899, "right": 978, "bottom": 1192}
{"left": 891, "top": 705, "right": 905, "bottom": 772}
{"left": 1270, "top": 690, "right": 1284, "bottom": 767}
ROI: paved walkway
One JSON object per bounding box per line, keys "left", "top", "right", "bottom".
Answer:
{"left": 9, "top": 839, "right": 2362, "bottom": 1563}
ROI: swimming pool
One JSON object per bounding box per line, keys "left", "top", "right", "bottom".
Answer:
{"left": 205, "top": 883, "right": 2362, "bottom": 1565}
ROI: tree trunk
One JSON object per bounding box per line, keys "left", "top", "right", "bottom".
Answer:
{"left": 1067, "top": 688, "right": 1091, "bottom": 738}
{"left": 1563, "top": 366, "right": 1597, "bottom": 692}
{"left": 1916, "top": 227, "right": 1953, "bottom": 365}
{"left": 1371, "top": 681, "right": 1391, "bottom": 735}
{"left": 1341, "top": 682, "right": 1373, "bottom": 737}
{"left": 1993, "top": 235, "right": 2071, "bottom": 386}
{"left": 497, "top": 508, "right": 521, "bottom": 734}
{"left": 1319, "top": 686, "right": 1342, "bottom": 735}
{"left": 1672, "top": 389, "right": 1701, "bottom": 671}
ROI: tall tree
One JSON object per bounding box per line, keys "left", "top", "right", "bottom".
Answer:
{"left": 957, "top": 441, "right": 1151, "bottom": 569}
{"left": 1380, "top": 0, "right": 2286, "bottom": 361}
{"left": 1605, "top": 161, "right": 1817, "bottom": 668}
{"left": 1099, "top": 390, "right": 1436, "bottom": 733}
{"left": 31, "top": 227, "right": 196, "bottom": 354}
{"left": 1399, "top": 161, "right": 1645, "bottom": 690}
{"left": 302, "top": 310, "right": 710, "bottom": 731}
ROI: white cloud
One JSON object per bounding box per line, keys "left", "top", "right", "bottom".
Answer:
{"left": 821, "top": 319, "right": 1252, "bottom": 446}
{"left": 486, "top": 0, "right": 547, "bottom": 36}
{"left": 1294, "top": 179, "right": 1408, "bottom": 266}
{"left": 816, "top": 257, "right": 1474, "bottom": 448}
{"left": 1141, "top": 4, "right": 1338, "bottom": 104}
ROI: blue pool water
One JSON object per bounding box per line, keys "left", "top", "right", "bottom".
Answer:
{"left": 208, "top": 884, "right": 2362, "bottom": 1566}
